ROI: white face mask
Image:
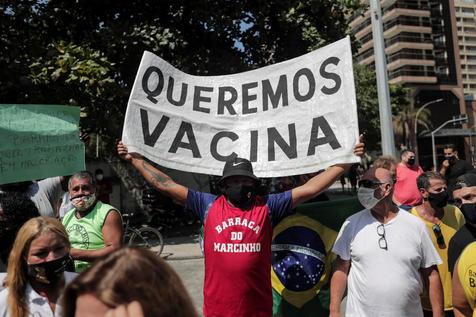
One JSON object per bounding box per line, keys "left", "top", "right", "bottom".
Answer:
{"left": 96, "top": 174, "right": 104, "bottom": 181}
{"left": 357, "top": 187, "right": 384, "bottom": 210}
{"left": 71, "top": 194, "right": 96, "bottom": 211}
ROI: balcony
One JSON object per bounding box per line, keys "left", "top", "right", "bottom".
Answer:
{"left": 389, "top": 72, "right": 437, "bottom": 84}
{"left": 383, "top": 16, "right": 431, "bottom": 30}
{"left": 384, "top": 25, "right": 432, "bottom": 38}
{"left": 384, "top": 34, "right": 433, "bottom": 47}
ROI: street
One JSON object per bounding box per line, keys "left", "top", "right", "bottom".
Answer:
{"left": 167, "top": 258, "right": 204, "bottom": 316}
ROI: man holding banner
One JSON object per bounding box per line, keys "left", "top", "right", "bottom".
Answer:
{"left": 118, "top": 142, "right": 363, "bottom": 316}
{"left": 119, "top": 36, "right": 363, "bottom": 316}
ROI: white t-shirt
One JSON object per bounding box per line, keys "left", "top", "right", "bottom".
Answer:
{"left": 332, "top": 208, "right": 442, "bottom": 317}
{"left": 26, "top": 177, "right": 64, "bottom": 218}
{"left": 0, "top": 271, "right": 77, "bottom": 317}
{"left": 58, "top": 192, "right": 73, "bottom": 219}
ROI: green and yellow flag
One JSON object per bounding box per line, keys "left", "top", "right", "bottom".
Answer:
{"left": 272, "top": 197, "right": 362, "bottom": 316}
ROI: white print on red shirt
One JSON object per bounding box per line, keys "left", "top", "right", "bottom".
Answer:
{"left": 214, "top": 216, "right": 261, "bottom": 234}
{"left": 213, "top": 242, "right": 261, "bottom": 253}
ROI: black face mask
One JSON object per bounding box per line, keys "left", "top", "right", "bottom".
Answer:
{"left": 27, "top": 253, "right": 72, "bottom": 285}
{"left": 445, "top": 156, "right": 456, "bottom": 164}
{"left": 428, "top": 191, "right": 449, "bottom": 208}
{"left": 460, "top": 203, "right": 476, "bottom": 224}
{"left": 225, "top": 184, "right": 255, "bottom": 208}
{"left": 407, "top": 158, "right": 415, "bottom": 166}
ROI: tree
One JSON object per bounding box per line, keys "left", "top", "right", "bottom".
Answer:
{"left": 391, "top": 85, "right": 431, "bottom": 150}
{"left": 1, "top": 0, "right": 366, "bottom": 204}
{"left": 353, "top": 64, "right": 417, "bottom": 153}
{"left": 353, "top": 64, "right": 380, "bottom": 151}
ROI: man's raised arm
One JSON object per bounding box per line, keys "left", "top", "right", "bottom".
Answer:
{"left": 291, "top": 140, "right": 364, "bottom": 209}
{"left": 117, "top": 142, "right": 188, "bottom": 206}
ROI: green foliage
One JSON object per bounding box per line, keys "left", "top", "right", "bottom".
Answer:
{"left": 239, "top": 0, "right": 363, "bottom": 66}
{"left": 353, "top": 64, "right": 415, "bottom": 152}
{"left": 1, "top": 0, "right": 368, "bottom": 157}
{"left": 391, "top": 85, "right": 431, "bottom": 148}
{"left": 354, "top": 64, "right": 380, "bottom": 150}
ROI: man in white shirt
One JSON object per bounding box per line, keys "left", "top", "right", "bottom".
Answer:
{"left": 330, "top": 167, "right": 444, "bottom": 317}
{"left": 26, "top": 176, "right": 67, "bottom": 218}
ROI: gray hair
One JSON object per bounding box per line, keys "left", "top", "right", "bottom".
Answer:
{"left": 68, "top": 171, "right": 96, "bottom": 190}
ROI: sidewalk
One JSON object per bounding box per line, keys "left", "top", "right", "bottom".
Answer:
{"left": 160, "top": 233, "right": 204, "bottom": 260}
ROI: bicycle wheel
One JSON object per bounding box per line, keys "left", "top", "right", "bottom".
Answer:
{"left": 129, "top": 226, "right": 164, "bottom": 256}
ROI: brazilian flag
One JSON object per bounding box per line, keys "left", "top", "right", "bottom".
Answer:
{"left": 271, "top": 197, "right": 362, "bottom": 316}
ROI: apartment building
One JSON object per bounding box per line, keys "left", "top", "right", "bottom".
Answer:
{"left": 455, "top": 0, "right": 476, "bottom": 97}
{"left": 349, "top": 0, "right": 466, "bottom": 167}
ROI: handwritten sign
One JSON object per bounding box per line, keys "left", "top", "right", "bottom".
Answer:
{"left": 0, "top": 104, "right": 85, "bottom": 184}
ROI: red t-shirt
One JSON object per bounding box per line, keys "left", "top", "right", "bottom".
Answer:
{"left": 393, "top": 163, "right": 423, "bottom": 206}
{"left": 187, "top": 190, "right": 293, "bottom": 317}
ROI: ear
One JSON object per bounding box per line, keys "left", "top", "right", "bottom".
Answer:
{"left": 383, "top": 183, "right": 393, "bottom": 196}
{"left": 419, "top": 188, "right": 427, "bottom": 199}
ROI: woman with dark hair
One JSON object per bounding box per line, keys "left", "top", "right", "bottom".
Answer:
{"left": 63, "top": 247, "right": 198, "bottom": 317}
{"left": 0, "top": 217, "right": 75, "bottom": 317}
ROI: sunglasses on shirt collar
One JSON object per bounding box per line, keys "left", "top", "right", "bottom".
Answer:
{"left": 432, "top": 224, "right": 445, "bottom": 247}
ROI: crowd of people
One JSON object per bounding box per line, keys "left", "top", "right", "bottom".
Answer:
{"left": 328, "top": 146, "right": 476, "bottom": 317}
{"left": 0, "top": 140, "right": 476, "bottom": 317}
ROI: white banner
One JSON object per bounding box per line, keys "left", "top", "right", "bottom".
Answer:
{"left": 122, "top": 36, "right": 360, "bottom": 177}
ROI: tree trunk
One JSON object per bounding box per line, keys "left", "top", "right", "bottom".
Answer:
{"left": 105, "top": 154, "right": 150, "bottom": 216}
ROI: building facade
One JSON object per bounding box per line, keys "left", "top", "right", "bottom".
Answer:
{"left": 350, "top": 0, "right": 466, "bottom": 168}
{"left": 455, "top": 0, "right": 476, "bottom": 98}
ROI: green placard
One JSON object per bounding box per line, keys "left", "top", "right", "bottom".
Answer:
{"left": 0, "top": 104, "right": 85, "bottom": 184}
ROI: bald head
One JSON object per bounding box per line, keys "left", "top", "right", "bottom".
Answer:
{"left": 362, "top": 167, "right": 394, "bottom": 185}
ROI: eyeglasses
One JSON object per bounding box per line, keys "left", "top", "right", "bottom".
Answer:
{"left": 432, "top": 224, "right": 445, "bottom": 247}
{"left": 377, "top": 224, "right": 388, "bottom": 250}
{"left": 360, "top": 180, "right": 387, "bottom": 190}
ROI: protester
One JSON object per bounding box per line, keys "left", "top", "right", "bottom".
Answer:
{"left": 62, "top": 171, "right": 123, "bottom": 272}
{"left": 0, "top": 192, "right": 40, "bottom": 275}
{"left": 117, "top": 140, "right": 364, "bottom": 317}
{"left": 394, "top": 149, "right": 424, "bottom": 210}
{"left": 0, "top": 177, "right": 68, "bottom": 218}
{"left": 440, "top": 145, "right": 473, "bottom": 195}
{"left": 0, "top": 217, "right": 76, "bottom": 317}
{"left": 448, "top": 173, "right": 476, "bottom": 275}
{"left": 411, "top": 172, "right": 465, "bottom": 316}
{"left": 27, "top": 177, "right": 68, "bottom": 218}
{"left": 330, "top": 167, "right": 444, "bottom": 317}
{"left": 62, "top": 247, "right": 198, "bottom": 317}
{"left": 452, "top": 242, "right": 476, "bottom": 317}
